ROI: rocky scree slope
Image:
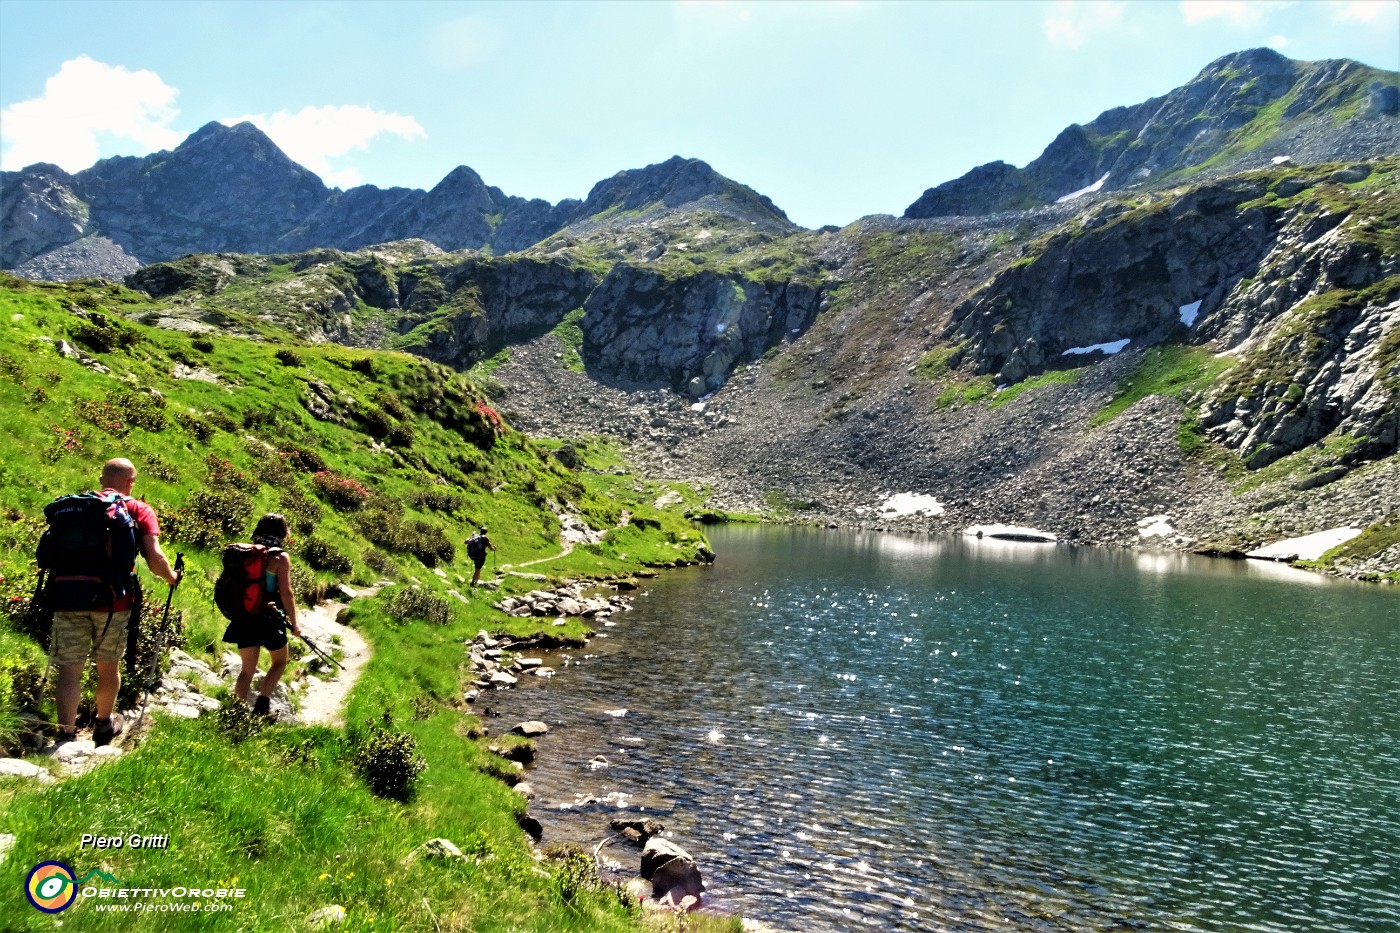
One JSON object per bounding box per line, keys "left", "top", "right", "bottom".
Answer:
{"left": 907, "top": 48, "right": 1399, "bottom": 218}
{"left": 485, "top": 163, "right": 1399, "bottom": 578}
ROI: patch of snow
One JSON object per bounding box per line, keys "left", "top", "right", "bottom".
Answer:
{"left": 877, "top": 493, "right": 945, "bottom": 518}
{"left": 1271, "top": 155, "right": 1292, "bottom": 165}
{"left": 1056, "top": 172, "right": 1111, "bottom": 203}
{"left": 716, "top": 322, "right": 728, "bottom": 334}
{"left": 1062, "top": 338, "right": 1131, "bottom": 356}
{"left": 1179, "top": 300, "right": 1202, "bottom": 327}
{"left": 1247, "top": 528, "right": 1364, "bottom": 562}
{"left": 1137, "top": 514, "right": 1175, "bottom": 539}
{"left": 696, "top": 230, "right": 712, "bottom": 240}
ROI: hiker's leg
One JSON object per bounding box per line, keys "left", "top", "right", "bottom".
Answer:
{"left": 235, "top": 646, "right": 260, "bottom": 701}
{"left": 57, "top": 663, "right": 84, "bottom": 730}
{"left": 90, "top": 609, "right": 129, "bottom": 721}
{"left": 259, "top": 644, "right": 290, "bottom": 696}
{"left": 93, "top": 659, "right": 120, "bottom": 720}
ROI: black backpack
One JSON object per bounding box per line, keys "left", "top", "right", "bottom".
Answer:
{"left": 466, "top": 534, "right": 488, "bottom": 561}
{"left": 214, "top": 543, "right": 278, "bottom": 624}
{"left": 36, "top": 492, "right": 140, "bottom": 612}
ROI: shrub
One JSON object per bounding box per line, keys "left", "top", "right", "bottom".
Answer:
{"left": 212, "top": 697, "right": 267, "bottom": 744}
{"left": 191, "top": 335, "right": 215, "bottom": 353}
{"left": 290, "top": 564, "right": 330, "bottom": 608}
{"left": 205, "top": 454, "right": 259, "bottom": 492}
{"left": 70, "top": 314, "right": 141, "bottom": 353}
{"left": 311, "top": 471, "right": 371, "bottom": 511}
{"left": 354, "top": 511, "right": 454, "bottom": 566}
{"left": 353, "top": 720, "right": 427, "bottom": 801}
{"left": 274, "top": 347, "right": 303, "bottom": 367}
{"left": 163, "top": 489, "right": 255, "bottom": 549}
{"left": 387, "top": 586, "right": 452, "bottom": 625}
{"left": 115, "top": 389, "right": 168, "bottom": 432}
{"left": 350, "top": 357, "right": 375, "bottom": 376}
{"left": 359, "top": 405, "right": 395, "bottom": 439}
{"left": 175, "top": 411, "right": 214, "bottom": 441}
{"left": 407, "top": 487, "right": 463, "bottom": 513}
{"left": 74, "top": 398, "right": 129, "bottom": 436}
{"left": 363, "top": 548, "right": 398, "bottom": 576}
{"left": 282, "top": 446, "right": 328, "bottom": 474}
{"left": 144, "top": 454, "right": 179, "bottom": 483}
{"left": 277, "top": 486, "right": 322, "bottom": 534}
{"left": 552, "top": 443, "right": 582, "bottom": 470}
{"left": 387, "top": 423, "right": 415, "bottom": 448}
{"left": 302, "top": 537, "right": 353, "bottom": 574}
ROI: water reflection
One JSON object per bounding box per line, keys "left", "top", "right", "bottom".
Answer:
{"left": 487, "top": 526, "right": 1400, "bottom": 933}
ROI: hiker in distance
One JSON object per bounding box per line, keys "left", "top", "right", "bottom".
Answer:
{"left": 220, "top": 513, "right": 300, "bottom": 717}
{"left": 43, "top": 458, "right": 182, "bottom": 746}
{"left": 465, "top": 526, "right": 496, "bottom": 587}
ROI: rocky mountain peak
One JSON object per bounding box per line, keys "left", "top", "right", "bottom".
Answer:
{"left": 574, "top": 156, "right": 791, "bottom": 228}
{"left": 906, "top": 51, "right": 1398, "bottom": 219}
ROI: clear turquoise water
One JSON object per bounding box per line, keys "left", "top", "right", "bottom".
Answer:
{"left": 489, "top": 525, "right": 1400, "bottom": 932}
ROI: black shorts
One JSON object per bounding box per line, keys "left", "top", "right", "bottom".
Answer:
{"left": 223, "top": 612, "right": 288, "bottom": 652}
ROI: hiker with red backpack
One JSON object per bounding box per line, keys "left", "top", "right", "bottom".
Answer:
{"left": 39, "top": 458, "right": 182, "bottom": 746}
{"left": 218, "top": 513, "right": 300, "bottom": 717}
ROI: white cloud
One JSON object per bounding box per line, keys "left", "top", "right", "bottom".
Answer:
{"left": 1179, "top": 0, "right": 1295, "bottom": 28}
{"left": 1332, "top": 0, "right": 1391, "bottom": 22}
{"left": 225, "top": 105, "right": 426, "bottom": 188}
{"left": 0, "top": 56, "right": 183, "bottom": 172}
{"left": 1267, "top": 34, "right": 1291, "bottom": 50}
{"left": 1044, "top": 0, "right": 1127, "bottom": 50}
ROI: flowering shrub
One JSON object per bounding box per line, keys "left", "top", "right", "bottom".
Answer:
{"left": 74, "top": 398, "right": 128, "bottom": 437}
{"left": 311, "top": 471, "right": 371, "bottom": 511}
{"left": 45, "top": 425, "right": 85, "bottom": 463}
{"left": 387, "top": 586, "right": 451, "bottom": 625}
{"left": 302, "top": 537, "right": 353, "bottom": 574}
{"left": 475, "top": 401, "right": 503, "bottom": 433}
{"left": 205, "top": 454, "right": 259, "bottom": 492}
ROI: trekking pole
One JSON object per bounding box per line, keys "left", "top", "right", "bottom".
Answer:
{"left": 137, "top": 553, "right": 184, "bottom": 722}
{"left": 294, "top": 629, "right": 345, "bottom": 672}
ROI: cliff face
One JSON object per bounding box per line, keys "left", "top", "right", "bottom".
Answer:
{"left": 907, "top": 49, "right": 1400, "bottom": 218}
{"left": 947, "top": 162, "right": 1399, "bottom": 468}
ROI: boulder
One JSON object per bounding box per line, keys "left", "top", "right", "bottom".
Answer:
{"left": 423, "top": 838, "right": 465, "bottom": 860}
{"left": 641, "top": 837, "right": 705, "bottom": 902}
{"left": 307, "top": 905, "right": 347, "bottom": 926}
{"left": 512, "top": 720, "right": 549, "bottom": 737}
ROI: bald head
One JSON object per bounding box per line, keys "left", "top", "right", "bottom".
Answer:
{"left": 101, "top": 458, "right": 137, "bottom": 493}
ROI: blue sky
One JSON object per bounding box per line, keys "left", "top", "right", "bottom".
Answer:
{"left": 1, "top": 1, "right": 1396, "bottom": 229}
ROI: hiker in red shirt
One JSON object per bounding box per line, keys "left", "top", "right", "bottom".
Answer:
{"left": 51, "top": 458, "right": 181, "bottom": 745}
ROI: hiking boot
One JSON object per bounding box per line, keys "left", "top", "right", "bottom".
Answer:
{"left": 92, "top": 713, "right": 124, "bottom": 747}
{"left": 55, "top": 727, "right": 77, "bottom": 744}
{"left": 252, "top": 695, "right": 271, "bottom": 718}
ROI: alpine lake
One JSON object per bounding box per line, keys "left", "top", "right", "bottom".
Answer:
{"left": 486, "top": 524, "right": 1399, "bottom": 932}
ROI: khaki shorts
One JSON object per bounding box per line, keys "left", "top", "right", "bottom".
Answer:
{"left": 50, "top": 610, "right": 131, "bottom": 665}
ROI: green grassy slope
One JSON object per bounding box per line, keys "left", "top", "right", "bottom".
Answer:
{"left": 0, "top": 273, "right": 727, "bottom": 931}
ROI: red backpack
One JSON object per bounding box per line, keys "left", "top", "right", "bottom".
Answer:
{"left": 213, "top": 543, "right": 279, "bottom": 623}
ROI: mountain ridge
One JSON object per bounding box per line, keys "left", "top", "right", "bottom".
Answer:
{"left": 905, "top": 48, "right": 1399, "bottom": 218}
{"left": 4, "top": 49, "right": 1395, "bottom": 279}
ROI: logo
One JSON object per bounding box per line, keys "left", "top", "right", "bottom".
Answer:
{"left": 25, "top": 862, "right": 123, "bottom": 913}
{"left": 25, "top": 861, "right": 77, "bottom": 913}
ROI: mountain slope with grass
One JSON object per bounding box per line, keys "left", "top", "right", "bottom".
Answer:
{"left": 906, "top": 48, "right": 1399, "bottom": 218}
{"left": 0, "top": 273, "right": 727, "bottom": 930}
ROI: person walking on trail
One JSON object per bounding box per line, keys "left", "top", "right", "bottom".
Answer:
{"left": 47, "top": 458, "right": 182, "bottom": 746}
{"left": 222, "top": 513, "right": 301, "bottom": 717}
{"left": 465, "top": 526, "right": 496, "bottom": 587}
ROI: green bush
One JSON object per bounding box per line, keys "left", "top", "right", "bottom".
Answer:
{"left": 352, "top": 720, "right": 427, "bottom": 802}
{"left": 70, "top": 314, "right": 141, "bottom": 353}
{"left": 386, "top": 586, "right": 452, "bottom": 625}
{"left": 312, "top": 471, "right": 371, "bottom": 511}
{"left": 277, "top": 485, "right": 322, "bottom": 535}
{"left": 406, "top": 487, "right": 463, "bottom": 513}
{"left": 354, "top": 511, "right": 454, "bottom": 567}
{"left": 163, "top": 489, "right": 255, "bottom": 550}
{"left": 274, "top": 347, "right": 303, "bottom": 367}
{"left": 302, "top": 537, "right": 353, "bottom": 574}
{"left": 212, "top": 696, "right": 267, "bottom": 744}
